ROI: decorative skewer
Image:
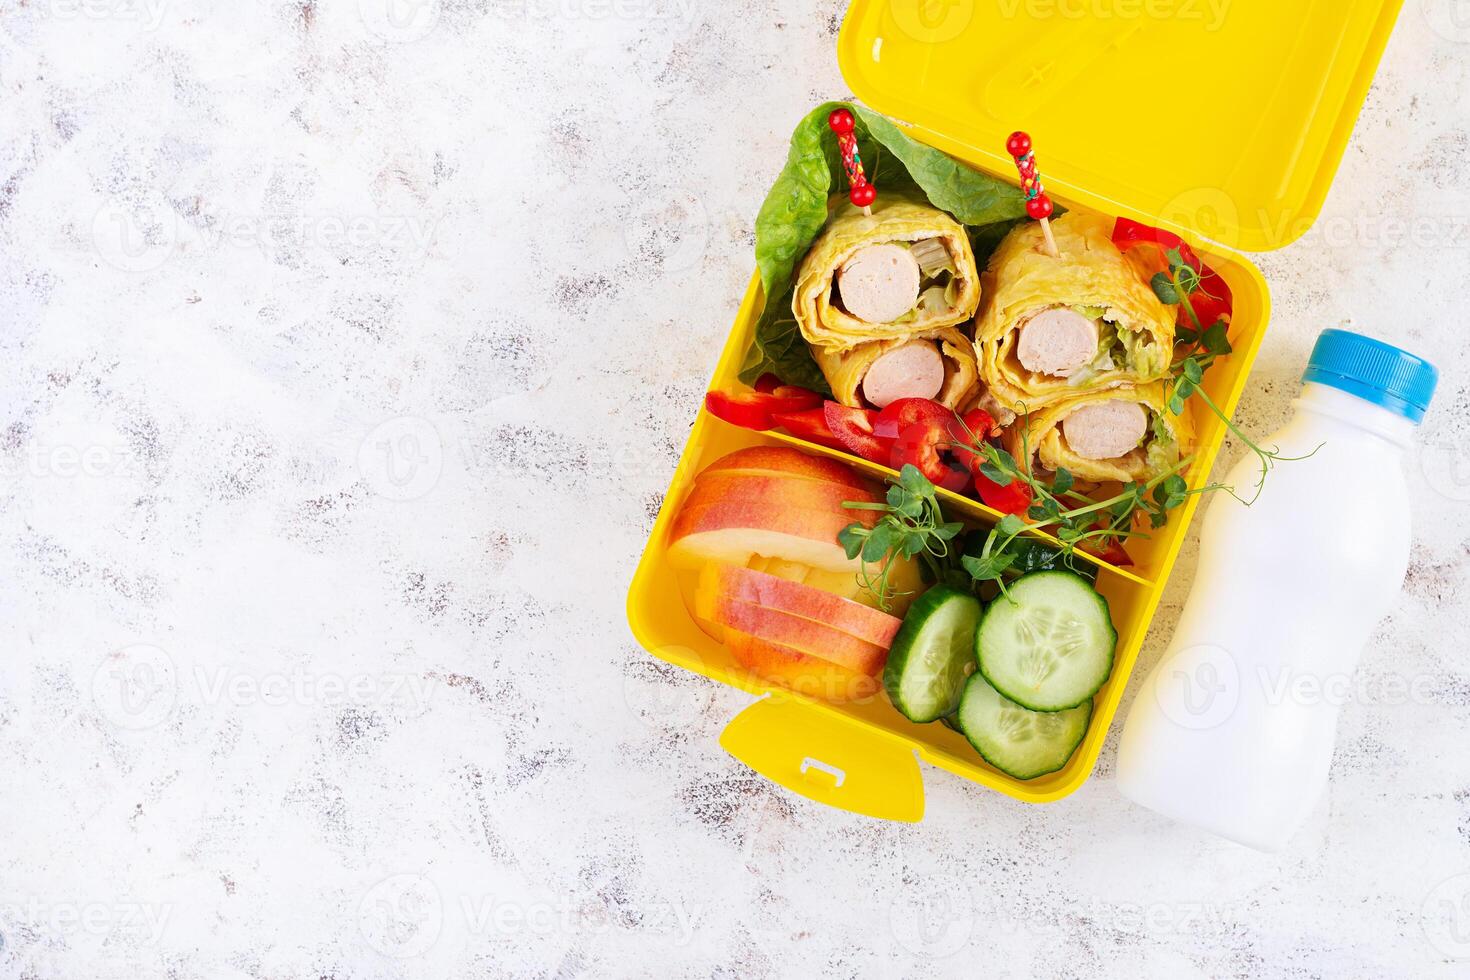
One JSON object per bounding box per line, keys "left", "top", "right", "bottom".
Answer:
{"left": 1006, "top": 131, "right": 1059, "bottom": 258}
{"left": 829, "top": 108, "right": 876, "bottom": 216}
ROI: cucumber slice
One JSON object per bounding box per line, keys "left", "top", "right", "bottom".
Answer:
{"left": 976, "top": 570, "right": 1116, "bottom": 711}
{"left": 958, "top": 673, "right": 1091, "bottom": 779}
{"left": 883, "top": 585, "right": 982, "bottom": 722}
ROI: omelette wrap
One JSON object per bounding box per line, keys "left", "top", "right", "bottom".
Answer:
{"left": 1005, "top": 383, "right": 1193, "bottom": 484}
{"left": 812, "top": 327, "right": 979, "bottom": 410}
{"left": 976, "top": 212, "right": 1175, "bottom": 411}
{"left": 794, "top": 195, "right": 981, "bottom": 350}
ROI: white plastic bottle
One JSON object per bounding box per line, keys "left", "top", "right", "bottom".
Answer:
{"left": 1116, "top": 329, "right": 1438, "bottom": 852}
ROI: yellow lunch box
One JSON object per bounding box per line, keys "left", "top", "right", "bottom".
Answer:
{"left": 627, "top": 0, "right": 1404, "bottom": 820}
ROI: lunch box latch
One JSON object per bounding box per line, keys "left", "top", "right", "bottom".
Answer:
{"left": 799, "top": 757, "right": 846, "bottom": 789}
{"left": 719, "top": 694, "right": 924, "bottom": 822}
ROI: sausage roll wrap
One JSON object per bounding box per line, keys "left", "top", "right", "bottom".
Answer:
{"left": 1005, "top": 383, "right": 1193, "bottom": 485}
{"left": 812, "top": 327, "right": 979, "bottom": 411}
{"left": 794, "top": 195, "right": 981, "bottom": 349}
{"left": 976, "top": 212, "right": 1175, "bottom": 411}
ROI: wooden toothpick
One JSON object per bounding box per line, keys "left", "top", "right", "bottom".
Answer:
{"left": 1007, "top": 131, "right": 1059, "bottom": 259}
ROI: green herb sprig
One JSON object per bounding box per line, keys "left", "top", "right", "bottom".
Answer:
{"left": 960, "top": 512, "right": 1028, "bottom": 600}
{"left": 846, "top": 419, "right": 1229, "bottom": 604}
{"left": 963, "top": 440, "right": 1209, "bottom": 575}
{"left": 960, "top": 412, "right": 1216, "bottom": 533}
{"left": 841, "top": 447, "right": 1214, "bottom": 607}
{"left": 838, "top": 464, "right": 965, "bottom": 610}
{"left": 1152, "top": 247, "right": 1316, "bottom": 504}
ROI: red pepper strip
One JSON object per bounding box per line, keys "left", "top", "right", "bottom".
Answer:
{"left": 872, "top": 398, "right": 956, "bottom": 441}
{"left": 934, "top": 407, "right": 1027, "bottom": 511}
{"left": 822, "top": 402, "right": 889, "bottom": 462}
{"left": 752, "top": 373, "right": 782, "bottom": 394}
{"left": 1038, "top": 512, "right": 1135, "bottom": 567}
{"left": 1077, "top": 534, "right": 1134, "bottom": 568}
{"left": 948, "top": 408, "right": 998, "bottom": 475}
{"left": 770, "top": 407, "right": 845, "bottom": 450}
{"left": 974, "top": 469, "right": 1033, "bottom": 515}
{"left": 890, "top": 417, "right": 969, "bottom": 492}
{"left": 771, "top": 385, "right": 823, "bottom": 406}
{"left": 1112, "top": 217, "right": 1233, "bottom": 332}
{"left": 705, "top": 386, "right": 823, "bottom": 431}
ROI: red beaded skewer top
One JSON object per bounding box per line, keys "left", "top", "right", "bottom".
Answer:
{"left": 829, "top": 108, "right": 876, "bottom": 214}
{"left": 1006, "top": 130, "right": 1059, "bottom": 257}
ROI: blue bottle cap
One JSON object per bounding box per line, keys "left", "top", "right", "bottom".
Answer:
{"left": 1301, "top": 329, "right": 1438, "bottom": 423}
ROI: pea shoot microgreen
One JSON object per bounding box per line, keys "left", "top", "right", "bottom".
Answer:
{"left": 838, "top": 464, "right": 965, "bottom": 610}
{"left": 842, "top": 419, "right": 1229, "bottom": 606}
{"left": 958, "top": 437, "right": 1218, "bottom": 589}
{"left": 960, "top": 512, "right": 1028, "bottom": 600}
{"left": 1152, "top": 246, "right": 1316, "bottom": 504}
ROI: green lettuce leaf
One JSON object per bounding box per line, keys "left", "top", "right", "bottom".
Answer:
{"left": 855, "top": 108, "right": 1028, "bottom": 227}
{"left": 738, "top": 285, "right": 832, "bottom": 394}
{"left": 1145, "top": 411, "right": 1181, "bottom": 475}
{"left": 740, "top": 102, "right": 1029, "bottom": 388}
{"left": 1121, "top": 327, "right": 1167, "bottom": 379}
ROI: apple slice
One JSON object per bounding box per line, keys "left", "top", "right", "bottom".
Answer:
{"left": 724, "top": 628, "right": 881, "bottom": 703}
{"left": 669, "top": 448, "right": 884, "bottom": 571}
{"left": 702, "top": 563, "right": 902, "bottom": 649}
{"left": 697, "top": 445, "right": 873, "bottom": 491}
{"left": 668, "top": 499, "right": 876, "bottom": 572}
{"left": 701, "top": 592, "right": 888, "bottom": 677}
{"left": 690, "top": 471, "right": 874, "bottom": 515}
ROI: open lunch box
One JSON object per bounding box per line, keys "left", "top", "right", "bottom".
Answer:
{"left": 627, "top": 0, "right": 1405, "bottom": 820}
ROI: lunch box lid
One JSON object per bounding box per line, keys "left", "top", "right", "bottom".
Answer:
{"left": 837, "top": 0, "right": 1404, "bottom": 253}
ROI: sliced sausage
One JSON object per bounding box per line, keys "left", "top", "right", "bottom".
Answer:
{"left": 836, "top": 244, "right": 921, "bottom": 323}
{"left": 862, "top": 341, "right": 945, "bottom": 409}
{"left": 1062, "top": 400, "right": 1149, "bottom": 460}
{"left": 1016, "top": 307, "right": 1099, "bottom": 377}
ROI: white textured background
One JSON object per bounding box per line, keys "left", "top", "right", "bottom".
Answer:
{"left": 2, "top": 1, "right": 1469, "bottom": 977}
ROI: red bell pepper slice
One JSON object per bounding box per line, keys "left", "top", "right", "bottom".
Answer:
{"left": 1077, "top": 534, "right": 1134, "bottom": 568}
{"left": 938, "top": 408, "right": 1024, "bottom": 510}
{"left": 975, "top": 472, "right": 1033, "bottom": 515}
{"left": 890, "top": 416, "right": 969, "bottom": 492}
{"left": 705, "top": 386, "right": 823, "bottom": 431}
{"left": 1112, "top": 218, "right": 1232, "bottom": 332}
{"left": 822, "top": 402, "right": 889, "bottom": 463}
{"left": 770, "top": 407, "right": 844, "bottom": 450}
{"left": 947, "top": 408, "right": 998, "bottom": 474}
{"left": 752, "top": 373, "right": 782, "bottom": 394}
{"left": 872, "top": 398, "right": 956, "bottom": 441}
{"left": 1060, "top": 513, "right": 1136, "bottom": 567}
